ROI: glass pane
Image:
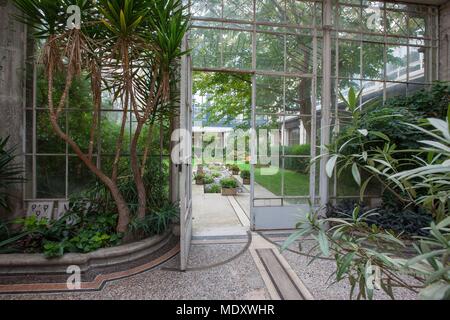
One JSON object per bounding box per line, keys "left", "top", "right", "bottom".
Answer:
{"left": 26, "top": 110, "right": 33, "bottom": 154}
{"left": 256, "top": 75, "right": 283, "bottom": 114}
{"left": 408, "top": 13, "right": 427, "bottom": 38}
{"left": 36, "top": 156, "right": 66, "bottom": 198}
{"left": 338, "top": 40, "right": 361, "bottom": 79}
{"left": 362, "top": 2, "right": 384, "bottom": 34}
{"left": 282, "top": 157, "right": 310, "bottom": 196}
{"left": 362, "top": 42, "right": 384, "bottom": 80}
{"left": 386, "top": 82, "right": 406, "bottom": 99}
{"left": 100, "top": 111, "right": 131, "bottom": 155}
{"left": 191, "top": 28, "right": 221, "bottom": 69}
{"left": 256, "top": 32, "right": 285, "bottom": 72}
{"left": 191, "top": 0, "right": 222, "bottom": 18}
{"left": 69, "top": 157, "right": 96, "bottom": 195}
{"left": 256, "top": 0, "right": 285, "bottom": 24}
{"left": 286, "top": 0, "right": 320, "bottom": 27}
{"left": 386, "top": 9, "right": 408, "bottom": 37}
{"left": 286, "top": 34, "right": 314, "bottom": 74}
{"left": 223, "top": 0, "right": 252, "bottom": 20}
{"left": 339, "top": 5, "right": 361, "bottom": 30}
{"left": 409, "top": 46, "right": 425, "bottom": 83}
{"left": 36, "top": 110, "right": 66, "bottom": 154}
{"left": 68, "top": 111, "right": 96, "bottom": 153}
{"left": 222, "top": 30, "right": 252, "bottom": 69}
{"left": 361, "top": 80, "right": 384, "bottom": 102}
{"left": 386, "top": 45, "right": 408, "bottom": 82}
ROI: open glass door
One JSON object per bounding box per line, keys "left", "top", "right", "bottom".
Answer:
{"left": 179, "top": 35, "right": 193, "bottom": 271}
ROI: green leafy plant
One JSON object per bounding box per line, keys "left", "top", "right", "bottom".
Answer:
{"left": 128, "top": 204, "right": 178, "bottom": 238}
{"left": 240, "top": 170, "right": 250, "bottom": 180}
{"left": 284, "top": 204, "right": 449, "bottom": 300}
{"left": 203, "top": 175, "right": 215, "bottom": 185}
{"left": 205, "top": 184, "right": 221, "bottom": 194}
{"left": 12, "top": 0, "right": 190, "bottom": 233}
{"left": 194, "top": 173, "right": 205, "bottom": 184}
{"left": 230, "top": 165, "right": 240, "bottom": 174}
{"left": 284, "top": 144, "right": 311, "bottom": 173}
{"left": 0, "top": 136, "right": 24, "bottom": 211}
{"left": 220, "top": 178, "right": 238, "bottom": 189}
{"left": 289, "top": 102, "right": 450, "bottom": 300}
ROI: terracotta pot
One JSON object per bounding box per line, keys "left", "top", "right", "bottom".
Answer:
{"left": 243, "top": 178, "right": 250, "bottom": 185}
{"left": 221, "top": 188, "right": 237, "bottom": 196}
{"left": 195, "top": 179, "right": 204, "bottom": 185}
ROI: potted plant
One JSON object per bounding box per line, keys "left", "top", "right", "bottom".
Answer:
{"left": 194, "top": 173, "right": 205, "bottom": 185}
{"left": 240, "top": 170, "right": 251, "bottom": 185}
{"left": 230, "top": 164, "right": 240, "bottom": 175}
{"left": 203, "top": 175, "right": 215, "bottom": 185}
{"left": 220, "top": 178, "right": 239, "bottom": 196}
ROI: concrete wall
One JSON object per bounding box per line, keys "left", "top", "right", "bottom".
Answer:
{"left": 0, "top": 0, "right": 26, "bottom": 218}
{"left": 439, "top": 1, "right": 450, "bottom": 81}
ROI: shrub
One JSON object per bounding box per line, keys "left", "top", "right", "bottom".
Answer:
{"left": 203, "top": 175, "right": 215, "bottom": 185}
{"left": 129, "top": 204, "right": 179, "bottom": 237}
{"left": 327, "top": 200, "right": 432, "bottom": 236}
{"left": 220, "top": 178, "right": 238, "bottom": 189}
{"left": 240, "top": 170, "right": 250, "bottom": 179}
{"left": 284, "top": 144, "right": 311, "bottom": 173}
{"left": 230, "top": 165, "right": 240, "bottom": 173}
{"left": 194, "top": 173, "right": 205, "bottom": 184}
{"left": 205, "top": 184, "right": 221, "bottom": 194}
{"left": 212, "top": 172, "right": 221, "bottom": 178}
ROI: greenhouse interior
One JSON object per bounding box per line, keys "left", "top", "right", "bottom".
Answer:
{"left": 0, "top": 0, "right": 449, "bottom": 302}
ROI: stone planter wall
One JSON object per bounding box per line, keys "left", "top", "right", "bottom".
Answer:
{"left": 0, "top": 229, "right": 175, "bottom": 276}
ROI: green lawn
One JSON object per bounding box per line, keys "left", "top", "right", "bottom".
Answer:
{"left": 193, "top": 159, "right": 310, "bottom": 196}
{"left": 255, "top": 168, "right": 310, "bottom": 196}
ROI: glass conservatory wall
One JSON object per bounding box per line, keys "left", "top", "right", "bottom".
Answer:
{"left": 190, "top": 0, "right": 323, "bottom": 208}
{"left": 330, "top": 1, "right": 439, "bottom": 202}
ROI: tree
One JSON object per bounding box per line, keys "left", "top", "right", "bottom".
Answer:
{"left": 13, "top": 0, "right": 189, "bottom": 234}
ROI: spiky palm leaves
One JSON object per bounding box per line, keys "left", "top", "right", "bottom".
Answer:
{"left": 13, "top": 0, "right": 190, "bottom": 233}
{"left": 0, "top": 137, "right": 23, "bottom": 211}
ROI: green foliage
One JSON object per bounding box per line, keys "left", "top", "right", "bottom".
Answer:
{"left": 284, "top": 144, "right": 311, "bottom": 173}
{"left": 80, "top": 158, "right": 170, "bottom": 217}
{"left": 284, "top": 205, "right": 449, "bottom": 300}
{"left": 205, "top": 184, "right": 221, "bottom": 194}
{"left": 297, "top": 100, "right": 450, "bottom": 300}
{"left": 194, "top": 173, "right": 205, "bottom": 182}
{"left": 129, "top": 204, "right": 178, "bottom": 237}
{"left": 203, "top": 175, "right": 215, "bottom": 185}
{"left": 212, "top": 172, "right": 221, "bottom": 178}
{"left": 240, "top": 170, "right": 250, "bottom": 180}
{"left": 220, "top": 178, "right": 238, "bottom": 189}
{"left": 327, "top": 200, "right": 432, "bottom": 237}
{"left": 5, "top": 210, "right": 121, "bottom": 258}
{"left": 193, "top": 72, "right": 251, "bottom": 128}
{"left": 230, "top": 165, "right": 240, "bottom": 173}
{"left": 0, "top": 137, "right": 24, "bottom": 211}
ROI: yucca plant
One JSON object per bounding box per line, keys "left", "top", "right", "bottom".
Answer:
{"left": 0, "top": 137, "right": 24, "bottom": 211}
{"left": 13, "top": 0, "right": 189, "bottom": 234}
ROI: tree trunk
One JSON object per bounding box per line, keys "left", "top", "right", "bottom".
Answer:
{"left": 48, "top": 115, "right": 131, "bottom": 233}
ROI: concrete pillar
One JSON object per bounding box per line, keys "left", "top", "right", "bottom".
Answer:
{"left": 439, "top": 2, "right": 450, "bottom": 81}
{"left": 0, "top": 0, "right": 26, "bottom": 218}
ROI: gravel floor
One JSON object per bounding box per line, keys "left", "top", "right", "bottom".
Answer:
{"left": 279, "top": 239, "right": 420, "bottom": 300}
{"left": 0, "top": 243, "right": 269, "bottom": 300}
